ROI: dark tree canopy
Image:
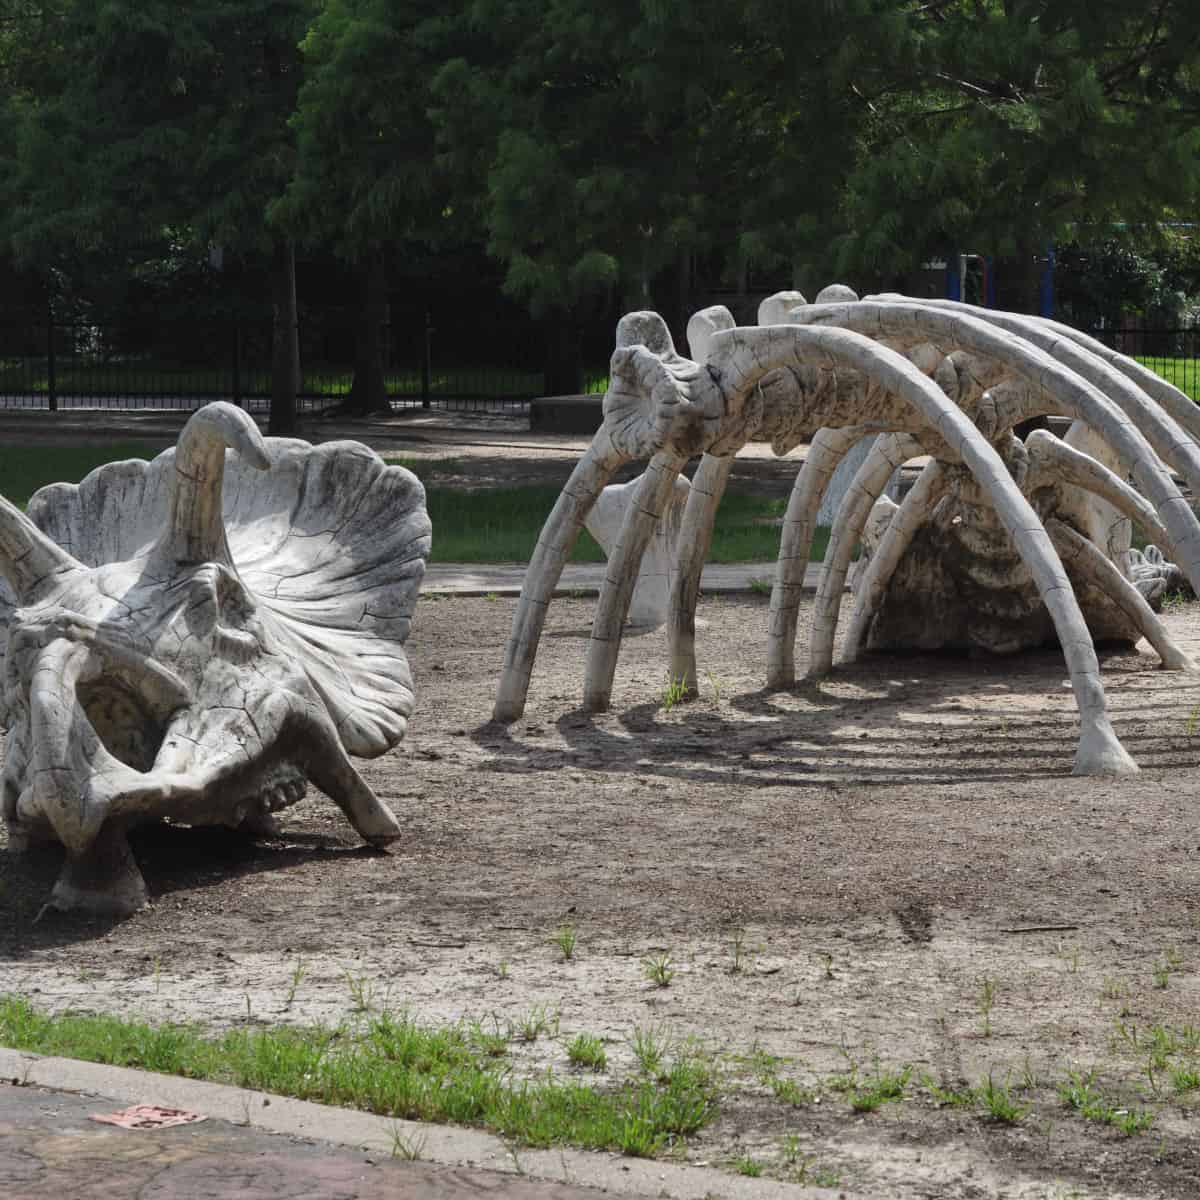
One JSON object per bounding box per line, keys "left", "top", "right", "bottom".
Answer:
{"left": 0, "top": 0, "right": 1197, "bottom": 408}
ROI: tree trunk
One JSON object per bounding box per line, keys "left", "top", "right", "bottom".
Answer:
{"left": 345, "top": 250, "right": 390, "bottom": 416}
{"left": 543, "top": 315, "right": 581, "bottom": 395}
{"left": 268, "top": 238, "right": 300, "bottom": 436}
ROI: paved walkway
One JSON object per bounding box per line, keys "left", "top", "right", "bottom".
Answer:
{"left": 0, "top": 1081, "right": 605, "bottom": 1200}
{"left": 0, "top": 1050, "right": 812, "bottom": 1199}
{"left": 423, "top": 561, "right": 832, "bottom": 595}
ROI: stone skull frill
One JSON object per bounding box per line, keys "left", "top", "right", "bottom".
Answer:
{"left": 0, "top": 403, "right": 429, "bottom": 915}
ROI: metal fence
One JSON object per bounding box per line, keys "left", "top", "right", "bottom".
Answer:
{"left": 0, "top": 315, "right": 552, "bottom": 413}
{"left": 1084, "top": 324, "right": 1200, "bottom": 403}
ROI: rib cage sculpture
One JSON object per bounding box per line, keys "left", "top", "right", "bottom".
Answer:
{"left": 0, "top": 403, "right": 430, "bottom": 914}
{"left": 494, "top": 290, "right": 1200, "bottom": 777}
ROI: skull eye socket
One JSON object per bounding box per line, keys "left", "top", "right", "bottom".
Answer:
{"left": 77, "top": 679, "right": 166, "bottom": 773}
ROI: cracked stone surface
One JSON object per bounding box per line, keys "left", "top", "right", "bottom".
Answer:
{"left": 495, "top": 288, "right": 1200, "bottom": 778}
{"left": 0, "top": 402, "right": 430, "bottom": 915}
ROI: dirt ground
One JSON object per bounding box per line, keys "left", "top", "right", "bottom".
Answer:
{"left": 3, "top": 586, "right": 1200, "bottom": 1198}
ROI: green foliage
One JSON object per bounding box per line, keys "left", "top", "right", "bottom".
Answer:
{"left": 838, "top": 2, "right": 1200, "bottom": 280}
{"left": 1, "top": 0, "right": 314, "bottom": 261}
{"left": 565, "top": 1033, "right": 608, "bottom": 1071}
{"left": 0, "top": 994, "right": 717, "bottom": 1154}
{"left": 4, "top": 0, "right": 1200, "bottom": 332}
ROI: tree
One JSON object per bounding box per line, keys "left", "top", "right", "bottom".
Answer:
{"left": 0, "top": 0, "right": 314, "bottom": 432}
{"left": 837, "top": 1, "right": 1200, "bottom": 298}
{"left": 280, "top": 0, "right": 454, "bottom": 414}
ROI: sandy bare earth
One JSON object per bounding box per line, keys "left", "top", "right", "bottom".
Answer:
{"left": 2, "top": 592, "right": 1199, "bottom": 1198}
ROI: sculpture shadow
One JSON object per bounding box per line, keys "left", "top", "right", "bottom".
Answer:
{"left": 471, "top": 645, "right": 1200, "bottom": 791}
{"left": 0, "top": 823, "right": 380, "bottom": 957}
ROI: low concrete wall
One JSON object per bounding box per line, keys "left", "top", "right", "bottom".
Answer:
{"left": 529, "top": 394, "right": 603, "bottom": 435}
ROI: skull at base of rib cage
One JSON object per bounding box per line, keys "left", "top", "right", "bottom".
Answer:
{"left": 495, "top": 288, "right": 1200, "bottom": 777}
{"left": 853, "top": 424, "right": 1183, "bottom": 656}
{"left": 0, "top": 403, "right": 429, "bottom": 915}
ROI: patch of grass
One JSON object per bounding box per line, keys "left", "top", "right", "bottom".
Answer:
{"left": 283, "top": 960, "right": 307, "bottom": 1012}
{"left": 923, "top": 1074, "right": 976, "bottom": 1109}
{"left": 565, "top": 1033, "right": 608, "bottom": 1072}
{"left": 847, "top": 1062, "right": 911, "bottom": 1113}
{"left": 976, "top": 1072, "right": 1030, "bottom": 1124}
{"left": 732, "top": 1155, "right": 763, "bottom": 1177}
{"left": 660, "top": 677, "right": 690, "bottom": 711}
{"left": 551, "top": 924, "right": 578, "bottom": 961}
{"left": 423, "top": 484, "right": 835, "bottom": 565}
{"left": 6, "top": 445, "right": 839, "bottom": 568}
{"left": 509, "top": 1004, "right": 559, "bottom": 1043}
{"left": 390, "top": 1126, "right": 428, "bottom": 1160}
{"left": 765, "top": 1072, "right": 817, "bottom": 1107}
{"left": 978, "top": 977, "right": 998, "bottom": 1038}
{"left": 1058, "top": 1069, "right": 1155, "bottom": 1136}
{"left": 728, "top": 927, "right": 748, "bottom": 974}
{"left": 642, "top": 953, "right": 676, "bottom": 988}
{"left": 343, "top": 970, "right": 376, "bottom": 1014}
{"left": 466, "top": 1017, "right": 509, "bottom": 1058}
{"left": 630, "top": 1025, "right": 670, "bottom": 1076}
{"left": 0, "top": 995, "right": 717, "bottom": 1155}
{"left": 0, "top": 442, "right": 164, "bottom": 509}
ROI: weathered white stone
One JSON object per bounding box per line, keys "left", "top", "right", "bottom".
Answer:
{"left": 497, "top": 288, "right": 1200, "bottom": 777}
{"left": 0, "top": 403, "right": 430, "bottom": 915}
{"left": 584, "top": 473, "right": 691, "bottom": 629}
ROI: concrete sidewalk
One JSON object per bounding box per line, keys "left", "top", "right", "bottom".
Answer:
{"left": 422, "top": 561, "right": 833, "bottom": 596}
{"left": 0, "top": 1080, "right": 604, "bottom": 1200}
{"left": 0, "top": 1049, "right": 817, "bottom": 1199}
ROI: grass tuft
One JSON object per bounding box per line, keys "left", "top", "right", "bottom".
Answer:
{"left": 0, "top": 995, "right": 716, "bottom": 1155}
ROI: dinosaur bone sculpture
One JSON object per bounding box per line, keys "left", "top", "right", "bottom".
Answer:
{"left": 494, "top": 291, "right": 1200, "bottom": 777}
{"left": 0, "top": 403, "right": 429, "bottom": 914}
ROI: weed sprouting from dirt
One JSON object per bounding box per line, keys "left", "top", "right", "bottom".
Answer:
{"left": 642, "top": 953, "right": 676, "bottom": 987}
{"left": 978, "top": 977, "right": 998, "bottom": 1038}
{"left": 565, "top": 1032, "right": 608, "bottom": 1071}
{"left": 1058, "top": 1069, "right": 1155, "bottom": 1135}
{"left": 509, "top": 1004, "right": 560, "bottom": 1043}
{"left": 728, "top": 927, "right": 747, "bottom": 974}
{"left": 283, "top": 960, "right": 307, "bottom": 1011}
{"left": 390, "top": 1126, "right": 427, "bottom": 1160}
{"left": 976, "top": 1072, "right": 1030, "bottom": 1123}
{"left": 343, "top": 970, "right": 376, "bottom": 1014}
{"left": 630, "top": 1025, "right": 670, "bottom": 1076}
{"left": 551, "top": 924, "right": 578, "bottom": 961}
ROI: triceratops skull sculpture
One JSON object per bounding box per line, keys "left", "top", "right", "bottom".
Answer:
{"left": 0, "top": 403, "right": 429, "bottom": 915}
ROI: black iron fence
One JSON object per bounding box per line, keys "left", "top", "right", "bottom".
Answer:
{"left": 1084, "top": 324, "right": 1200, "bottom": 403}
{"left": 8, "top": 313, "right": 1192, "bottom": 414}
{"left": 0, "top": 314, "right": 561, "bottom": 412}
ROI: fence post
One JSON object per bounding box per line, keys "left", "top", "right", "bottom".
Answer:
{"left": 231, "top": 323, "right": 242, "bottom": 408}
{"left": 45, "top": 309, "right": 57, "bottom": 413}
{"left": 421, "top": 310, "right": 433, "bottom": 409}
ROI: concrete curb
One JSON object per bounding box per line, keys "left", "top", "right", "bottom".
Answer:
{"left": 422, "top": 562, "right": 835, "bottom": 598}
{"left": 0, "top": 1047, "right": 850, "bottom": 1199}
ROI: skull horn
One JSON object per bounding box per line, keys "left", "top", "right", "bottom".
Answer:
{"left": 0, "top": 495, "right": 83, "bottom": 602}
{"left": 155, "top": 402, "right": 271, "bottom": 566}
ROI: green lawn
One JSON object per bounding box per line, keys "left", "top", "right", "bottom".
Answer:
{"left": 0, "top": 445, "right": 824, "bottom": 564}
{"left": 0, "top": 442, "right": 164, "bottom": 509}
{"left": 1134, "top": 356, "right": 1200, "bottom": 403}
{"left": 423, "top": 483, "right": 824, "bottom": 564}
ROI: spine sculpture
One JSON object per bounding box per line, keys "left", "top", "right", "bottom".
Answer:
{"left": 0, "top": 403, "right": 430, "bottom": 915}
{"left": 495, "top": 288, "right": 1200, "bottom": 777}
